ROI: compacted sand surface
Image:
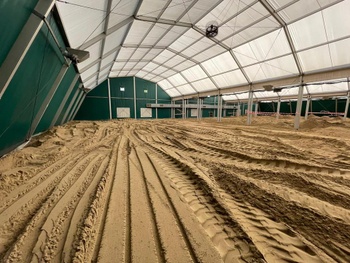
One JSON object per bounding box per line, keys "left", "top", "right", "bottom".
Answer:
{"left": 1, "top": 116, "right": 350, "bottom": 262}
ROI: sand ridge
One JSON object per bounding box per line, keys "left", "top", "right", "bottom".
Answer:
{"left": 0, "top": 116, "right": 350, "bottom": 262}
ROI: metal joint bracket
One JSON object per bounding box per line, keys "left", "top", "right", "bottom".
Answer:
{"left": 32, "top": 10, "right": 45, "bottom": 20}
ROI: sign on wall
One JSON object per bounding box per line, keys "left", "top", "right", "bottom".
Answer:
{"left": 191, "top": 109, "right": 198, "bottom": 117}
{"left": 117, "top": 107, "right": 130, "bottom": 118}
{"left": 140, "top": 108, "right": 152, "bottom": 118}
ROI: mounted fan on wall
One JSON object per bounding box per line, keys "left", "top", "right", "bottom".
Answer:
{"left": 206, "top": 21, "right": 219, "bottom": 38}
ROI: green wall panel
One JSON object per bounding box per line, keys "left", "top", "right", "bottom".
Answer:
{"left": 0, "top": 19, "right": 67, "bottom": 155}
{"left": 0, "top": 0, "right": 39, "bottom": 66}
{"left": 157, "top": 85, "right": 170, "bottom": 100}
{"left": 75, "top": 97, "right": 110, "bottom": 120}
{"left": 35, "top": 66, "right": 78, "bottom": 133}
{"left": 75, "top": 77, "right": 172, "bottom": 120}
{"left": 110, "top": 77, "right": 134, "bottom": 98}
{"left": 87, "top": 80, "right": 108, "bottom": 97}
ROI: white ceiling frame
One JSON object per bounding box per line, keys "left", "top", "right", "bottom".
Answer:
{"left": 128, "top": 0, "right": 224, "bottom": 78}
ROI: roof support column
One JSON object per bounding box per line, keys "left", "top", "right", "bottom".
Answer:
{"left": 294, "top": 77, "right": 304, "bottom": 129}
{"left": 254, "top": 102, "right": 259, "bottom": 117}
{"left": 28, "top": 63, "right": 69, "bottom": 138}
{"left": 236, "top": 103, "right": 241, "bottom": 116}
{"left": 155, "top": 83, "right": 158, "bottom": 119}
{"left": 247, "top": 87, "right": 254, "bottom": 125}
{"left": 344, "top": 93, "right": 350, "bottom": 120}
{"left": 50, "top": 75, "right": 79, "bottom": 128}
{"left": 217, "top": 94, "right": 222, "bottom": 122}
{"left": 305, "top": 96, "right": 311, "bottom": 120}
{"left": 197, "top": 97, "right": 200, "bottom": 120}
{"left": 171, "top": 100, "right": 175, "bottom": 119}
{"left": 0, "top": 0, "right": 55, "bottom": 98}
{"left": 108, "top": 78, "right": 112, "bottom": 120}
{"left": 133, "top": 76, "right": 137, "bottom": 119}
{"left": 71, "top": 93, "right": 87, "bottom": 121}
{"left": 276, "top": 99, "right": 281, "bottom": 119}
{"left": 182, "top": 98, "right": 185, "bottom": 119}
{"left": 68, "top": 91, "right": 84, "bottom": 121}
{"left": 61, "top": 86, "right": 81, "bottom": 124}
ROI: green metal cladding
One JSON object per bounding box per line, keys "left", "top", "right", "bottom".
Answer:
{"left": 75, "top": 77, "right": 172, "bottom": 120}
{"left": 0, "top": 4, "right": 82, "bottom": 156}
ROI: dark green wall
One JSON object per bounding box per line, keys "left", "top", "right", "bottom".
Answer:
{"left": 0, "top": 0, "right": 39, "bottom": 65}
{"left": 0, "top": 7, "right": 81, "bottom": 156}
{"left": 75, "top": 77, "right": 172, "bottom": 120}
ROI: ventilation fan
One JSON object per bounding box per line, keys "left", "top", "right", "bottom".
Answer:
{"left": 206, "top": 21, "right": 219, "bottom": 38}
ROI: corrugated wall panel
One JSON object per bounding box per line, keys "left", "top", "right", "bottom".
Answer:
{"left": 35, "top": 66, "right": 78, "bottom": 133}
{"left": 0, "top": 16, "right": 67, "bottom": 155}
{"left": 0, "top": 0, "right": 39, "bottom": 65}
{"left": 75, "top": 77, "right": 172, "bottom": 120}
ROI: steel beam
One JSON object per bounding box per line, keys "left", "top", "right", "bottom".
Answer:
{"left": 108, "top": 78, "right": 112, "bottom": 119}
{"left": 276, "top": 99, "right": 281, "bottom": 119}
{"left": 133, "top": 76, "right": 137, "bottom": 119}
{"left": 305, "top": 96, "right": 311, "bottom": 120}
{"left": 294, "top": 77, "right": 304, "bottom": 129}
{"left": 79, "top": 16, "right": 134, "bottom": 50}
{"left": 50, "top": 75, "right": 79, "bottom": 128}
{"left": 247, "top": 88, "right": 254, "bottom": 125}
{"left": 28, "top": 63, "right": 69, "bottom": 138}
{"left": 0, "top": 0, "right": 55, "bottom": 98}
{"left": 61, "top": 85, "right": 81, "bottom": 124}
{"left": 71, "top": 93, "right": 87, "bottom": 120}
{"left": 155, "top": 83, "right": 158, "bottom": 119}
{"left": 344, "top": 92, "right": 350, "bottom": 120}
{"left": 67, "top": 90, "right": 84, "bottom": 122}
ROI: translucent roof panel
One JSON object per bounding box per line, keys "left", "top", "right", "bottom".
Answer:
{"left": 191, "top": 78, "right": 217, "bottom": 92}
{"left": 307, "top": 79, "right": 349, "bottom": 94}
{"left": 168, "top": 74, "right": 188, "bottom": 86}
{"left": 179, "top": 0, "right": 223, "bottom": 24}
{"left": 158, "top": 79, "right": 173, "bottom": 90}
{"left": 223, "top": 17, "right": 280, "bottom": 49}
{"left": 56, "top": 0, "right": 108, "bottom": 48}
{"left": 176, "top": 84, "right": 197, "bottom": 95}
{"left": 77, "top": 41, "right": 102, "bottom": 72}
{"left": 103, "top": 25, "right": 130, "bottom": 55}
{"left": 212, "top": 70, "right": 247, "bottom": 88}
{"left": 165, "top": 88, "right": 181, "bottom": 97}
{"left": 181, "top": 65, "right": 208, "bottom": 82}
{"left": 169, "top": 29, "right": 203, "bottom": 53}
{"left": 141, "top": 24, "right": 172, "bottom": 46}
{"left": 56, "top": 0, "right": 350, "bottom": 96}
{"left": 288, "top": 12, "right": 328, "bottom": 51}
{"left": 323, "top": 0, "right": 350, "bottom": 41}
{"left": 244, "top": 55, "right": 299, "bottom": 81}
{"left": 100, "top": 53, "right": 116, "bottom": 69}
{"left": 124, "top": 21, "right": 154, "bottom": 45}
{"left": 201, "top": 52, "right": 238, "bottom": 75}
{"left": 278, "top": 0, "right": 342, "bottom": 23}
{"left": 153, "top": 50, "right": 176, "bottom": 64}
{"left": 107, "top": 0, "right": 139, "bottom": 29}
{"left": 192, "top": 45, "right": 226, "bottom": 63}
{"left": 297, "top": 44, "right": 332, "bottom": 72}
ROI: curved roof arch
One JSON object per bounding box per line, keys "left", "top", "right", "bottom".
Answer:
{"left": 56, "top": 0, "right": 350, "bottom": 98}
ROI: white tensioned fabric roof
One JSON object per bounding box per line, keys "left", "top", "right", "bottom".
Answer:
{"left": 56, "top": 0, "right": 350, "bottom": 99}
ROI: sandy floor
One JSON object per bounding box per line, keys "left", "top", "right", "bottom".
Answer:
{"left": 1, "top": 115, "right": 350, "bottom": 262}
